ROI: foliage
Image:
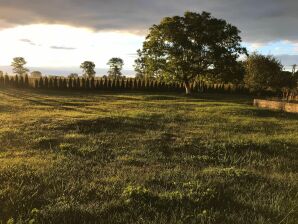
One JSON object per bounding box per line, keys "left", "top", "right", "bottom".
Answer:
{"left": 30, "top": 71, "right": 42, "bottom": 78}
{"left": 107, "top": 57, "right": 124, "bottom": 79}
{"left": 11, "top": 57, "right": 29, "bottom": 76}
{"left": 68, "top": 73, "right": 79, "bottom": 78}
{"left": 134, "top": 49, "right": 156, "bottom": 80}
{"left": 244, "top": 53, "right": 283, "bottom": 93}
{"left": 136, "top": 11, "right": 247, "bottom": 94}
{"left": 207, "top": 60, "right": 246, "bottom": 84}
{"left": 80, "top": 61, "right": 96, "bottom": 78}
{"left": 278, "top": 71, "right": 297, "bottom": 90}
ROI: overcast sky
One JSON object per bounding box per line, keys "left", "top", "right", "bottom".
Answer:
{"left": 0, "top": 0, "right": 297, "bottom": 75}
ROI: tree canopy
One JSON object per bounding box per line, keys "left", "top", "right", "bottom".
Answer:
{"left": 11, "top": 57, "right": 29, "bottom": 76}
{"left": 278, "top": 71, "right": 297, "bottom": 91}
{"left": 68, "top": 73, "right": 79, "bottom": 78}
{"left": 135, "top": 11, "right": 247, "bottom": 94}
{"left": 107, "top": 57, "right": 124, "bottom": 79}
{"left": 80, "top": 61, "right": 96, "bottom": 78}
{"left": 30, "top": 71, "right": 42, "bottom": 78}
{"left": 244, "top": 53, "right": 283, "bottom": 93}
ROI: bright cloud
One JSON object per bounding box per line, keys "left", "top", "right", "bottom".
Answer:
{"left": 0, "top": 24, "right": 144, "bottom": 71}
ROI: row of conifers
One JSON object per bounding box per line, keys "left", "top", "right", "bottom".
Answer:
{"left": 0, "top": 74, "right": 248, "bottom": 93}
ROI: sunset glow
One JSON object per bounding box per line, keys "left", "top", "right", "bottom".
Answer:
{"left": 0, "top": 24, "right": 144, "bottom": 74}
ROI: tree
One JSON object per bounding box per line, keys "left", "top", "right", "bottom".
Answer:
{"left": 199, "top": 61, "right": 245, "bottom": 84}
{"left": 68, "top": 73, "right": 79, "bottom": 78}
{"left": 11, "top": 57, "right": 29, "bottom": 76}
{"left": 244, "top": 53, "right": 283, "bottom": 93}
{"left": 80, "top": 61, "right": 96, "bottom": 78}
{"left": 107, "top": 57, "right": 124, "bottom": 79}
{"left": 30, "top": 71, "right": 42, "bottom": 78}
{"left": 135, "top": 11, "right": 246, "bottom": 94}
{"left": 277, "top": 71, "right": 297, "bottom": 90}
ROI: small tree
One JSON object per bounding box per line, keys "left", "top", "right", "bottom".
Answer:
{"left": 277, "top": 71, "right": 298, "bottom": 99}
{"left": 68, "top": 73, "right": 79, "bottom": 78}
{"left": 11, "top": 57, "right": 29, "bottom": 76}
{"left": 244, "top": 53, "right": 283, "bottom": 93}
{"left": 278, "top": 71, "right": 297, "bottom": 90}
{"left": 107, "top": 57, "right": 124, "bottom": 79}
{"left": 80, "top": 61, "right": 96, "bottom": 78}
{"left": 30, "top": 71, "right": 42, "bottom": 78}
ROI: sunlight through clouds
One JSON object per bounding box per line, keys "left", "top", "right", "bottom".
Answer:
{"left": 0, "top": 24, "right": 144, "bottom": 70}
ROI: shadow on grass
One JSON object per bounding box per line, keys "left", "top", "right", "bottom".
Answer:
{"left": 1, "top": 88, "right": 255, "bottom": 105}
{"left": 0, "top": 90, "right": 99, "bottom": 114}
{"left": 244, "top": 108, "right": 298, "bottom": 120}
{"left": 57, "top": 114, "right": 164, "bottom": 134}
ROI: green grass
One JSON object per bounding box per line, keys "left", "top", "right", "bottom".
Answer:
{"left": 0, "top": 88, "right": 297, "bottom": 224}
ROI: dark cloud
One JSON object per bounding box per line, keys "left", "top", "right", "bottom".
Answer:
{"left": 0, "top": 0, "right": 298, "bottom": 43}
{"left": 50, "top": 46, "right": 76, "bottom": 50}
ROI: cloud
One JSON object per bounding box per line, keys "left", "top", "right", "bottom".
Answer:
{"left": 293, "top": 44, "right": 298, "bottom": 53}
{"left": 127, "top": 52, "right": 138, "bottom": 57}
{"left": 0, "top": 0, "right": 297, "bottom": 43}
{"left": 275, "top": 54, "right": 298, "bottom": 67}
{"left": 247, "top": 42, "right": 265, "bottom": 51}
{"left": 50, "top": 46, "right": 76, "bottom": 50}
{"left": 19, "top": 38, "right": 37, "bottom": 46}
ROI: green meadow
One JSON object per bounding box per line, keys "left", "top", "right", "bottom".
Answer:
{"left": 0, "top": 88, "right": 297, "bottom": 224}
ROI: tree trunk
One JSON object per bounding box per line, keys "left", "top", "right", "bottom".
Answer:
{"left": 184, "top": 81, "right": 191, "bottom": 95}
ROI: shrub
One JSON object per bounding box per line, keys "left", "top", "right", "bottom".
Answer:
{"left": 244, "top": 53, "right": 283, "bottom": 94}
{"left": 58, "top": 78, "right": 63, "bottom": 89}
{"left": 76, "top": 78, "right": 80, "bottom": 89}
{"left": 19, "top": 75, "right": 24, "bottom": 87}
{"left": 44, "top": 77, "right": 49, "bottom": 88}
{"left": 38, "top": 77, "right": 44, "bottom": 88}
{"left": 53, "top": 77, "right": 58, "bottom": 89}
{"left": 81, "top": 78, "right": 86, "bottom": 89}
{"left": 0, "top": 73, "right": 4, "bottom": 87}
{"left": 68, "top": 78, "right": 73, "bottom": 89}
{"left": 62, "top": 78, "right": 67, "bottom": 89}
{"left": 49, "top": 78, "right": 53, "bottom": 88}
{"left": 24, "top": 74, "right": 29, "bottom": 87}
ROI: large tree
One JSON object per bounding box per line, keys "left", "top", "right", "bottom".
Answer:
{"left": 107, "top": 57, "right": 124, "bottom": 79}
{"left": 80, "top": 61, "right": 96, "bottom": 78}
{"left": 11, "top": 57, "right": 29, "bottom": 76}
{"left": 135, "top": 11, "right": 247, "bottom": 94}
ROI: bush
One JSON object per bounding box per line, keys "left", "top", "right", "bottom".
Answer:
{"left": 244, "top": 53, "right": 283, "bottom": 94}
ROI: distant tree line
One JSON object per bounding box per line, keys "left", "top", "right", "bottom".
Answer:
{"left": 0, "top": 73, "right": 249, "bottom": 95}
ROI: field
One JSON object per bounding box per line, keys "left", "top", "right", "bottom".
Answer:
{"left": 0, "top": 88, "right": 297, "bottom": 224}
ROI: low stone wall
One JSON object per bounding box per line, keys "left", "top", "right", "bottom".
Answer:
{"left": 253, "top": 99, "right": 298, "bottom": 113}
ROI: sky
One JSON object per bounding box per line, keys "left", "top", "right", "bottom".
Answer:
{"left": 0, "top": 0, "right": 298, "bottom": 75}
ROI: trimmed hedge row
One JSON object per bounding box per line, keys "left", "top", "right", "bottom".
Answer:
{"left": 0, "top": 74, "right": 29, "bottom": 88}
{"left": 0, "top": 74, "right": 249, "bottom": 94}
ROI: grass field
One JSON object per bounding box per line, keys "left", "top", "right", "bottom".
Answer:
{"left": 0, "top": 88, "right": 297, "bottom": 224}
